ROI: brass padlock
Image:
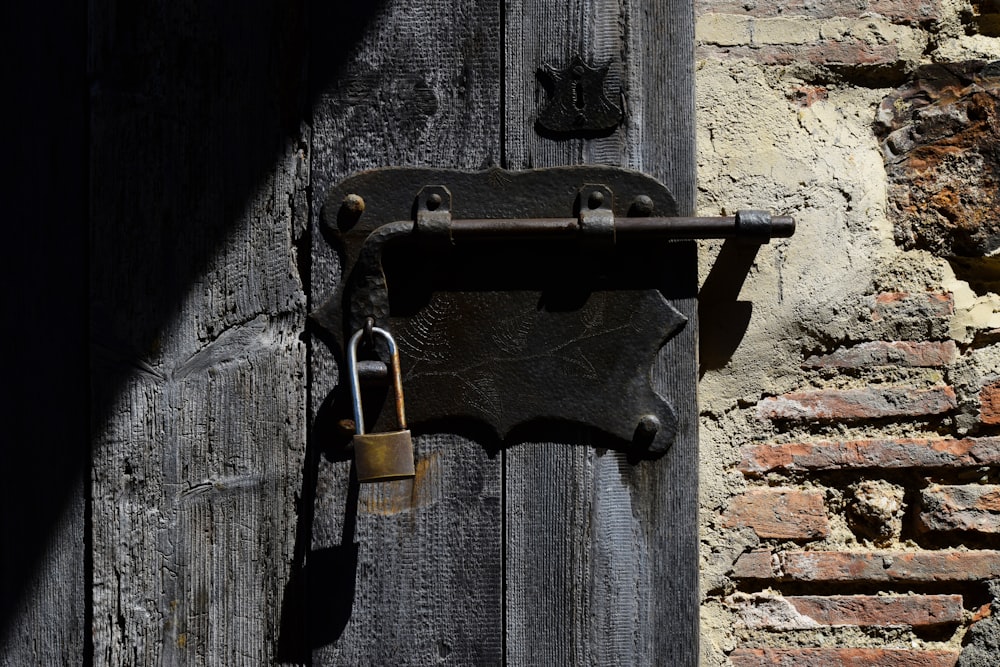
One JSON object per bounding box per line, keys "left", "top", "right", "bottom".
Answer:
{"left": 347, "top": 325, "right": 416, "bottom": 483}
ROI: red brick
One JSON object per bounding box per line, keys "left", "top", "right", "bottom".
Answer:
{"left": 695, "top": 0, "right": 940, "bottom": 23}
{"left": 723, "top": 489, "right": 829, "bottom": 540}
{"left": 802, "top": 341, "right": 956, "bottom": 369}
{"left": 788, "top": 85, "right": 829, "bottom": 108}
{"left": 972, "top": 602, "right": 992, "bottom": 623}
{"left": 878, "top": 64, "right": 1000, "bottom": 257}
{"left": 757, "top": 386, "right": 956, "bottom": 421}
{"left": 980, "top": 381, "right": 1000, "bottom": 425}
{"left": 869, "top": 0, "right": 941, "bottom": 21}
{"left": 918, "top": 484, "right": 1000, "bottom": 534}
{"left": 785, "top": 595, "right": 963, "bottom": 628}
{"left": 734, "top": 549, "right": 1000, "bottom": 583}
{"left": 729, "top": 648, "right": 958, "bottom": 667}
{"left": 730, "top": 593, "right": 963, "bottom": 630}
{"left": 732, "top": 550, "right": 778, "bottom": 579}
{"left": 739, "top": 436, "right": 1000, "bottom": 475}
{"left": 700, "top": 42, "right": 900, "bottom": 68}
{"left": 871, "top": 291, "right": 954, "bottom": 320}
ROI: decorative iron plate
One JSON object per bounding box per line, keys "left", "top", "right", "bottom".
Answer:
{"left": 314, "top": 167, "right": 692, "bottom": 457}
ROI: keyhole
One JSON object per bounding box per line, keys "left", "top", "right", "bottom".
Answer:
{"left": 571, "top": 64, "right": 586, "bottom": 111}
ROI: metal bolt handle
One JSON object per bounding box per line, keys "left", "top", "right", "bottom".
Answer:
{"left": 433, "top": 210, "right": 794, "bottom": 243}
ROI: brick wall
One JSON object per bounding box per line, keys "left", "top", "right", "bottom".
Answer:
{"left": 696, "top": 0, "right": 1000, "bottom": 665}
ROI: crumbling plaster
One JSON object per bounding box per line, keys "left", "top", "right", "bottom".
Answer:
{"left": 694, "top": 2, "right": 1000, "bottom": 662}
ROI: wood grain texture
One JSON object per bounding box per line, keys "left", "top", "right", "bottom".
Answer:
{"left": 504, "top": 0, "right": 697, "bottom": 203}
{"left": 306, "top": 1, "right": 503, "bottom": 664}
{"left": 504, "top": 1, "right": 699, "bottom": 664}
{"left": 0, "top": 483, "right": 85, "bottom": 666}
{"left": 2, "top": 1, "right": 88, "bottom": 664}
{"left": 88, "top": 2, "right": 308, "bottom": 664}
{"left": 504, "top": 291, "right": 700, "bottom": 666}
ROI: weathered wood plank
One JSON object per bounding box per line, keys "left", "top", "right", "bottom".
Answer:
{"left": 2, "top": 2, "right": 87, "bottom": 664}
{"left": 88, "top": 2, "right": 308, "bottom": 664}
{"left": 0, "top": 482, "right": 85, "bottom": 666}
{"left": 504, "top": 0, "right": 699, "bottom": 663}
{"left": 505, "top": 0, "right": 632, "bottom": 168}
{"left": 636, "top": 0, "right": 698, "bottom": 199}
{"left": 505, "top": 0, "right": 696, "bottom": 198}
{"left": 307, "top": 1, "right": 503, "bottom": 664}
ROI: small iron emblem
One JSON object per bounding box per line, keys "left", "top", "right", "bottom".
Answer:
{"left": 536, "top": 55, "right": 623, "bottom": 134}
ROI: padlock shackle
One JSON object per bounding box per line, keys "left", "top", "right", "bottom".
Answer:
{"left": 347, "top": 326, "right": 407, "bottom": 435}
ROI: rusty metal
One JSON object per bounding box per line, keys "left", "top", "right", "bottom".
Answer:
{"left": 356, "top": 360, "right": 389, "bottom": 385}
{"left": 415, "top": 212, "right": 795, "bottom": 242}
{"left": 347, "top": 325, "right": 415, "bottom": 482}
{"left": 342, "top": 193, "right": 365, "bottom": 216}
{"left": 578, "top": 184, "right": 616, "bottom": 248}
{"left": 630, "top": 194, "right": 655, "bottom": 217}
{"left": 314, "top": 166, "right": 795, "bottom": 459}
{"left": 415, "top": 185, "right": 454, "bottom": 242}
{"left": 536, "top": 55, "right": 623, "bottom": 134}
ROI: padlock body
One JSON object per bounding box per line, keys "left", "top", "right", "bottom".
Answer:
{"left": 353, "top": 429, "right": 415, "bottom": 483}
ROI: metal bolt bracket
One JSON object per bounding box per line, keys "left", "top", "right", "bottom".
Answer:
{"left": 415, "top": 185, "right": 453, "bottom": 242}
{"left": 734, "top": 209, "right": 773, "bottom": 243}
{"left": 578, "top": 184, "right": 616, "bottom": 249}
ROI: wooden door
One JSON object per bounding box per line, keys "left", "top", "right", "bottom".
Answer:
{"left": 306, "top": 1, "right": 697, "bottom": 664}
{"left": 62, "top": 1, "right": 695, "bottom": 666}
